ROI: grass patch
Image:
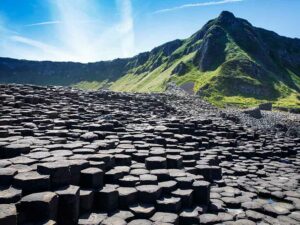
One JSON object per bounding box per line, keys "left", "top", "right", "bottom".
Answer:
{"left": 171, "top": 65, "right": 220, "bottom": 94}
{"left": 72, "top": 80, "right": 109, "bottom": 90}
{"left": 206, "top": 92, "right": 300, "bottom": 109}
{"left": 208, "top": 95, "right": 267, "bottom": 108}
{"left": 273, "top": 92, "right": 300, "bottom": 109}
{"left": 288, "top": 69, "right": 300, "bottom": 89}
{"left": 225, "top": 37, "right": 250, "bottom": 61}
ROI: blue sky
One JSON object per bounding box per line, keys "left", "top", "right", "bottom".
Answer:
{"left": 0, "top": 0, "right": 299, "bottom": 62}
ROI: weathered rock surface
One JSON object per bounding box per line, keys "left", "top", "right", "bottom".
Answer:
{"left": 0, "top": 84, "right": 299, "bottom": 225}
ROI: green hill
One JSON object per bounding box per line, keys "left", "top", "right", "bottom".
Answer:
{"left": 110, "top": 11, "right": 300, "bottom": 108}
{"left": 1, "top": 11, "right": 299, "bottom": 108}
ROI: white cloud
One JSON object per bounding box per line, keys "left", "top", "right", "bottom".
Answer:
{"left": 154, "top": 0, "right": 244, "bottom": 14}
{"left": 52, "top": 0, "right": 107, "bottom": 62}
{"left": 116, "top": 0, "right": 135, "bottom": 58}
{"left": 0, "top": 0, "right": 136, "bottom": 62}
{"left": 48, "top": 0, "right": 135, "bottom": 61}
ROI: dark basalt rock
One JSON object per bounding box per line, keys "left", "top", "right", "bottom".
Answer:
{"left": 259, "top": 103, "right": 272, "bottom": 111}
{"left": 0, "top": 84, "right": 298, "bottom": 225}
{"left": 129, "top": 204, "right": 156, "bottom": 219}
{"left": 79, "top": 189, "right": 94, "bottom": 214}
{"left": 0, "top": 187, "right": 22, "bottom": 204}
{"left": 156, "top": 197, "right": 181, "bottom": 213}
{"left": 171, "top": 62, "right": 188, "bottom": 76}
{"left": 199, "top": 213, "right": 220, "bottom": 224}
{"left": 37, "top": 162, "right": 71, "bottom": 188}
{"left": 0, "top": 143, "right": 30, "bottom": 158}
{"left": 145, "top": 157, "right": 167, "bottom": 170}
{"left": 55, "top": 185, "right": 80, "bottom": 225}
{"left": 0, "top": 204, "right": 17, "bottom": 225}
{"left": 128, "top": 219, "right": 152, "bottom": 225}
{"left": 150, "top": 212, "right": 179, "bottom": 225}
{"left": 80, "top": 167, "right": 104, "bottom": 189}
{"left": 101, "top": 217, "right": 127, "bottom": 225}
{"left": 0, "top": 167, "right": 17, "bottom": 185}
{"left": 78, "top": 213, "right": 107, "bottom": 225}
{"left": 118, "top": 187, "right": 138, "bottom": 209}
{"left": 16, "top": 192, "right": 58, "bottom": 224}
{"left": 193, "top": 25, "right": 227, "bottom": 71}
{"left": 242, "top": 107, "right": 262, "bottom": 119}
{"left": 172, "top": 189, "right": 194, "bottom": 208}
{"left": 290, "top": 108, "right": 300, "bottom": 114}
{"left": 136, "top": 185, "right": 162, "bottom": 205}
{"left": 95, "top": 186, "right": 119, "bottom": 212}
{"left": 193, "top": 180, "right": 210, "bottom": 205}
{"left": 13, "top": 171, "right": 50, "bottom": 194}
{"left": 179, "top": 208, "right": 199, "bottom": 225}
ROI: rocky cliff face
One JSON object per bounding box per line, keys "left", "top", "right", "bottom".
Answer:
{"left": 193, "top": 25, "right": 227, "bottom": 71}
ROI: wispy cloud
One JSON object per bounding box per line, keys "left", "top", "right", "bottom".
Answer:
{"left": 0, "top": 0, "right": 136, "bottom": 62}
{"left": 25, "top": 20, "right": 61, "bottom": 27}
{"left": 10, "top": 35, "right": 73, "bottom": 60}
{"left": 25, "top": 19, "right": 103, "bottom": 27}
{"left": 0, "top": 23, "right": 73, "bottom": 61}
{"left": 11, "top": 35, "right": 60, "bottom": 53}
{"left": 154, "top": 0, "right": 244, "bottom": 14}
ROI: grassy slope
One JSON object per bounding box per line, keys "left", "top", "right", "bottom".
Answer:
{"left": 110, "top": 52, "right": 196, "bottom": 93}
{"left": 72, "top": 80, "right": 110, "bottom": 90}
{"left": 73, "top": 25, "right": 300, "bottom": 109}
{"left": 171, "top": 35, "right": 300, "bottom": 109}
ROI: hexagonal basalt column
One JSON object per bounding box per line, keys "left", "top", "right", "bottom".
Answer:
{"left": 95, "top": 186, "right": 119, "bottom": 212}
{"left": 55, "top": 185, "right": 80, "bottom": 225}
{"left": 80, "top": 167, "right": 104, "bottom": 189}
{"left": 0, "top": 204, "right": 17, "bottom": 225}
{"left": 145, "top": 157, "right": 167, "bottom": 170}
{"left": 37, "top": 162, "right": 71, "bottom": 188}
{"left": 16, "top": 192, "right": 58, "bottom": 224}
{"left": 192, "top": 180, "right": 210, "bottom": 205}
{"left": 136, "top": 185, "right": 162, "bottom": 205}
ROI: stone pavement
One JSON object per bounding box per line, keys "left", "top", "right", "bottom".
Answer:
{"left": 0, "top": 84, "right": 299, "bottom": 225}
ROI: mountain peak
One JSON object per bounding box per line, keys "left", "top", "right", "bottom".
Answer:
{"left": 217, "top": 11, "right": 237, "bottom": 24}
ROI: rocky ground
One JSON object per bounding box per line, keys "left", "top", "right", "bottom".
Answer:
{"left": 0, "top": 84, "right": 299, "bottom": 225}
{"left": 166, "top": 83, "right": 300, "bottom": 137}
